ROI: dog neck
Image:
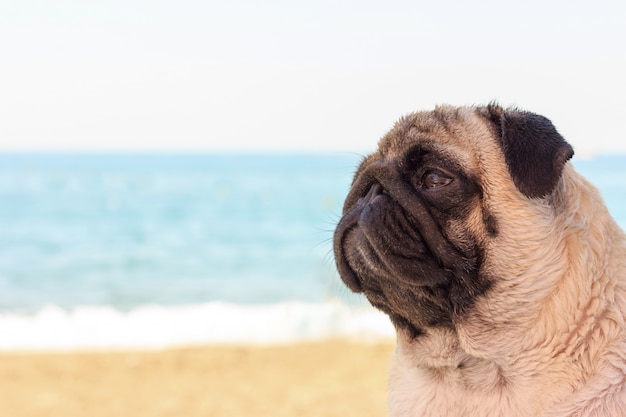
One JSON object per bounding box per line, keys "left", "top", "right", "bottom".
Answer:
{"left": 389, "top": 325, "right": 592, "bottom": 417}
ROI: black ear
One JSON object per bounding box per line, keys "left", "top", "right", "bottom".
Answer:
{"left": 485, "top": 104, "right": 574, "bottom": 199}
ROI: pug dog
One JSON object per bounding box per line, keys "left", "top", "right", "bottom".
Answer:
{"left": 333, "top": 104, "right": 626, "bottom": 416}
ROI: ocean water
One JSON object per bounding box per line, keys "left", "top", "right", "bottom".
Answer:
{"left": 0, "top": 153, "right": 625, "bottom": 350}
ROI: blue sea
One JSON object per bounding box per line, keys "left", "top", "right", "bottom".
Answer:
{"left": 0, "top": 153, "right": 625, "bottom": 349}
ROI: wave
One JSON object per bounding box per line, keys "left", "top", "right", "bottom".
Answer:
{"left": 0, "top": 301, "right": 395, "bottom": 351}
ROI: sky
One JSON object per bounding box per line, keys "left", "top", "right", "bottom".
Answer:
{"left": 1, "top": 0, "right": 625, "bottom": 154}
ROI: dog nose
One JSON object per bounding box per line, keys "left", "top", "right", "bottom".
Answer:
{"left": 360, "top": 183, "right": 383, "bottom": 204}
{"left": 359, "top": 184, "right": 385, "bottom": 221}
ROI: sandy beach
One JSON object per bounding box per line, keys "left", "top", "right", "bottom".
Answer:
{"left": 0, "top": 340, "right": 394, "bottom": 417}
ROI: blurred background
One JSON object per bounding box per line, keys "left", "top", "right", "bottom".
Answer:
{"left": 0, "top": 0, "right": 625, "bottom": 350}
{"left": 1, "top": 2, "right": 625, "bottom": 416}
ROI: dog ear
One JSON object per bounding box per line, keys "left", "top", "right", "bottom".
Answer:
{"left": 485, "top": 104, "right": 575, "bottom": 199}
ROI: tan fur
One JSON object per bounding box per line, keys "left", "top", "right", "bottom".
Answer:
{"left": 380, "top": 107, "right": 626, "bottom": 416}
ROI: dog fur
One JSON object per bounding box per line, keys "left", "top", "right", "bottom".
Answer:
{"left": 333, "top": 104, "right": 626, "bottom": 416}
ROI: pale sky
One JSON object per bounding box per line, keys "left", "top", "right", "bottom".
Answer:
{"left": 1, "top": 0, "right": 625, "bottom": 154}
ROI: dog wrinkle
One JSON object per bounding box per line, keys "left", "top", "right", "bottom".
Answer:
{"left": 354, "top": 238, "right": 386, "bottom": 276}
{"left": 543, "top": 358, "right": 626, "bottom": 417}
{"left": 559, "top": 297, "right": 611, "bottom": 363}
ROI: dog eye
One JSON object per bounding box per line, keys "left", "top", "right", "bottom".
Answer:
{"left": 421, "top": 170, "right": 453, "bottom": 189}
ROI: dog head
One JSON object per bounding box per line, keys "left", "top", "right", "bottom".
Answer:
{"left": 333, "top": 104, "right": 574, "bottom": 342}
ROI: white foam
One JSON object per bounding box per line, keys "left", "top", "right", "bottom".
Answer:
{"left": 0, "top": 301, "right": 395, "bottom": 351}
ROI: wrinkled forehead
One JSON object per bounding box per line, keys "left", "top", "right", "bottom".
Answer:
{"left": 372, "top": 105, "right": 499, "bottom": 173}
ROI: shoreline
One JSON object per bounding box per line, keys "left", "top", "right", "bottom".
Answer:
{"left": 0, "top": 301, "right": 396, "bottom": 350}
{"left": 0, "top": 339, "right": 395, "bottom": 417}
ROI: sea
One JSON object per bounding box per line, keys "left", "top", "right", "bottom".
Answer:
{"left": 0, "top": 152, "right": 625, "bottom": 350}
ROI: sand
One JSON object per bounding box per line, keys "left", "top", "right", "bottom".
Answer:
{"left": 0, "top": 340, "right": 395, "bottom": 417}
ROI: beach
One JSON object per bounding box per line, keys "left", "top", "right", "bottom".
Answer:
{"left": 1, "top": 154, "right": 624, "bottom": 417}
{"left": 0, "top": 339, "right": 394, "bottom": 417}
